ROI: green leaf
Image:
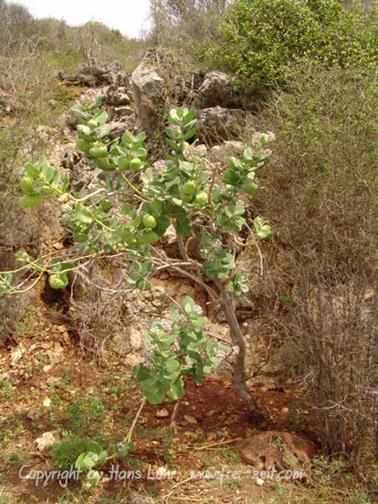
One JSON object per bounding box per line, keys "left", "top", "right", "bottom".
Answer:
{"left": 24, "top": 163, "right": 41, "bottom": 177}
{"left": 20, "top": 194, "right": 41, "bottom": 208}
{"left": 74, "top": 204, "right": 94, "bottom": 225}
{"left": 253, "top": 217, "right": 272, "bottom": 240}
{"left": 15, "top": 251, "right": 30, "bottom": 263}
{"left": 175, "top": 214, "right": 192, "bottom": 236}
{"left": 93, "top": 110, "right": 108, "bottom": 126}
{"left": 0, "top": 272, "right": 13, "bottom": 294}
{"left": 75, "top": 452, "right": 99, "bottom": 471}
{"left": 167, "top": 378, "right": 184, "bottom": 402}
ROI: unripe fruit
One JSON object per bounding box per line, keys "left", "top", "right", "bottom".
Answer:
{"left": 87, "top": 119, "right": 98, "bottom": 129}
{"left": 77, "top": 125, "right": 91, "bottom": 137}
{"left": 130, "top": 158, "right": 143, "bottom": 171}
{"left": 49, "top": 274, "right": 68, "bottom": 290}
{"left": 143, "top": 213, "right": 157, "bottom": 229}
{"left": 89, "top": 145, "right": 108, "bottom": 158}
{"left": 181, "top": 181, "right": 196, "bottom": 196}
{"left": 195, "top": 191, "right": 208, "bottom": 205}
{"left": 117, "top": 157, "right": 130, "bottom": 171}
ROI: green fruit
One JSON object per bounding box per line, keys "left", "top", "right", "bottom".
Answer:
{"left": 87, "top": 119, "right": 98, "bottom": 129}
{"left": 89, "top": 145, "right": 108, "bottom": 158}
{"left": 20, "top": 177, "right": 35, "bottom": 194}
{"left": 49, "top": 273, "right": 68, "bottom": 290}
{"left": 95, "top": 158, "right": 114, "bottom": 171}
{"left": 130, "top": 158, "right": 143, "bottom": 171}
{"left": 143, "top": 213, "right": 157, "bottom": 229}
{"left": 195, "top": 192, "right": 208, "bottom": 205}
{"left": 143, "top": 230, "right": 159, "bottom": 244}
{"left": 117, "top": 157, "right": 130, "bottom": 171}
{"left": 242, "top": 181, "right": 258, "bottom": 194}
{"left": 181, "top": 181, "right": 196, "bottom": 196}
{"left": 77, "top": 125, "right": 91, "bottom": 137}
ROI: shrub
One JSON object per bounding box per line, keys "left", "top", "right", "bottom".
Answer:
{"left": 252, "top": 63, "right": 378, "bottom": 458}
{"left": 1, "top": 104, "right": 274, "bottom": 421}
{"left": 212, "top": 0, "right": 378, "bottom": 92}
{"left": 255, "top": 63, "right": 378, "bottom": 280}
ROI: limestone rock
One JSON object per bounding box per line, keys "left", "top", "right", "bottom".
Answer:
{"left": 197, "top": 106, "right": 250, "bottom": 144}
{"left": 35, "top": 431, "right": 61, "bottom": 451}
{"left": 131, "top": 61, "right": 165, "bottom": 133}
{"left": 194, "top": 71, "right": 234, "bottom": 109}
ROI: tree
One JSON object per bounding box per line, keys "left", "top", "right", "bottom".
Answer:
{"left": 0, "top": 98, "right": 274, "bottom": 422}
{"left": 149, "top": 0, "right": 230, "bottom": 44}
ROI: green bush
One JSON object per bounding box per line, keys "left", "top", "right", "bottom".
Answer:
{"left": 212, "top": 0, "right": 377, "bottom": 92}
{"left": 254, "top": 62, "right": 378, "bottom": 277}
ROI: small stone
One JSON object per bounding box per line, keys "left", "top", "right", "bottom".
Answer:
{"left": 42, "top": 397, "right": 51, "bottom": 408}
{"left": 46, "top": 376, "right": 60, "bottom": 385}
{"left": 27, "top": 410, "right": 41, "bottom": 421}
{"left": 129, "top": 328, "right": 142, "bottom": 351}
{"left": 256, "top": 478, "right": 264, "bottom": 486}
{"left": 183, "top": 415, "right": 198, "bottom": 425}
{"left": 281, "top": 407, "right": 289, "bottom": 414}
{"left": 35, "top": 431, "right": 60, "bottom": 451}
{"left": 156, "top": 408, "right": 169, "bottom": 418}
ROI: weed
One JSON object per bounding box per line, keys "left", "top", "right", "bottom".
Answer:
{"left": 52, "top": 434, "right": 107, "bottom": 470}
{"left": 0, "top": 380, "right": 13, "bottom": 401}
{"left": 215, "top": 427, "right": 229, "bottom": 439}
{"left": 220, "top": 447, "right": 241, "bottom": 465}
{"left": 288, "top": 401, "right": 306, "bottom": 432}
{"left": 65, "top": 396, "right": 106, "bottom": 434}
{"left": 227, "top": 478, "right": 242, "bottom": 491}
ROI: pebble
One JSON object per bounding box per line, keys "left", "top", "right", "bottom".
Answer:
{"left": 156, "top": 408, "right": 169, "bottom": 418}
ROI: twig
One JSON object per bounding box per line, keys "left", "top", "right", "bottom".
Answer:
{"left": 162, "top": 476, "right": 197, "bottom": 501}
{"left": 125, "top": 398, "right": 146, "bottom": 444}
{"left": 193, "top": 437, "right": 241, "bottom": 451}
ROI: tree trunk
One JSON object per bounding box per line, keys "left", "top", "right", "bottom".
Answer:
{"left": 220, "top": 287, "right": 266, "bottom": 424}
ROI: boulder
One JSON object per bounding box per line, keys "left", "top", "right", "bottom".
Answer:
{"left": 194, "top": 71, "right": 234, "bottom": 109}
{"left": 131, "top": 61, "right": 165, "bottom": 133}
{"left": 197, "top": 106, "right": 249, "bottom": 144}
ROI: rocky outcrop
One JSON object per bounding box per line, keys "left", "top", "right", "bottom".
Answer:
{"left": 131, "top": 61, "right": 165, "bottom": 133}
{"left": 194, "top": 71, "right": 234, "bottom": 109}
{"left": 59, "top": 58, "right": 128, "bottom": 87}
{"left": 197, "top": 106, "right": 250, "bottom": 144}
